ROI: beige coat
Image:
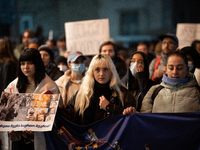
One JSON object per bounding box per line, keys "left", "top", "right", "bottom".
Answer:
{"left": 141, "top": 73, "right": 200, "bottom": 113}
{"left": 56, "top": 70, "right": 82, "bottom": 107}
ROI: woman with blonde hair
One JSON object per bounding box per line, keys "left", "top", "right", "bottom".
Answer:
{"left": 65, "top": 54, "right": 135, "bottom": 125}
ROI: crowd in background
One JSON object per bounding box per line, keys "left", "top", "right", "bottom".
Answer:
{"left": 1, "top": 28, "right": 200, "bottom": 150}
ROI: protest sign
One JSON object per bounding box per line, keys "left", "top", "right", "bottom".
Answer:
{"left": 65, "top": 19, "right": 110, "bottom": 55}
{"left": 0, "top": 92, "right": 60, "bottom": 131}
{"left": 176, "top": 23, "right": 200, "bottom": 49}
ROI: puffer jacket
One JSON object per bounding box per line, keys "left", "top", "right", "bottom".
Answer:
{"left": 141, "top": 73, "right": 200, "bottom": 113}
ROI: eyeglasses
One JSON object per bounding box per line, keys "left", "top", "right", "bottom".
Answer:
{"left": 130, "top": 60, "right": 144, "bottom": 65}
{"left": 162, "top": 41, "right": 176, "bottom": 45}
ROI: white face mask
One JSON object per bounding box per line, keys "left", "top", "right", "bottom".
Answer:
{"left": 58, "top": 65, "right": 68, "bottom": 72}
{"left": 71, "top": 63, "right": 85, "bottom": 75}
{"left": 129, "top": 62, "right": 138, "bottom": 76}
{"left": 188, "top": 61, "right": 194, "bottom": 72}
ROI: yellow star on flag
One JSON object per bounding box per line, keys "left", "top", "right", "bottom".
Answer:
{"left": 75, "top": 146, "right": 82, "bottom": 150}
{"left": 93, "top": 143, "right": 98, "bottom": 148}
{"left": 57, "top": 129, "right": 63, "bottom": 135}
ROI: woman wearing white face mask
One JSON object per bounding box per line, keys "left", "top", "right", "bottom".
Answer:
{"left": 54, "top": 56, "right": 69, "bottom": 72}
{"left": 121, "top": 51, "right": 156, "bottom": 111}
{"left": 180, "top": 46, "right": 200, "bottom": 73}
{"left": 180, "top": 46, "right": 200, "bottom": 86}
{"left": 56, "top": 50, "right": 86, "bottom": 107}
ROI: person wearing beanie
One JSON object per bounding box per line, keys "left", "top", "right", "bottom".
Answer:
{"left": 38, "top": 45, "right": 63, "bottom": 81}
{"left": 55, "top": 50, "right": 86, "bottom": 107}
{"left": 54, "top": 56, "right": 69, "bottom": 72}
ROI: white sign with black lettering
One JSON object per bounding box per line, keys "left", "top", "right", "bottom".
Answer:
{"left": 65, "top": 19, "right": 110, "bottom": 55}
{"left": 176, "top": 23, "right": 200, "bottom": 49}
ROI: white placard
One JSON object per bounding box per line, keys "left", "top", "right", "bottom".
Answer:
{"left": 65, "top": 19, "right": 110, "bottom": 55}
{"left": 176, "top": 23, "right": 200, "bottom": 49}
{"left": 0, "top": 92, "right": 60, "bottom": 131}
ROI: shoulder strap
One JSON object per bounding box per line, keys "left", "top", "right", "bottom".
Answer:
{"left": 153, "top": 57, "right": 162, "bottom": 71}
{"left": 151, "top": 57, "right": 162, "bottom": 81}
{"left": 151, "top": 85, "right": 164, "bottom": 104}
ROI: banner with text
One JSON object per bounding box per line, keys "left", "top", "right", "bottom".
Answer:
{"left": 65, "top": 19, "right": 110, "bottom": 55}
{"left": 0, "top": 92, "right": 60, "bottom": 131}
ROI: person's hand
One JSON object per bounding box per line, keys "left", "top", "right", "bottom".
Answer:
{"left": 9, "top": 130, "right": 18, "bottom": 135}
{"left": 153, "top": 70, "right": 164, "bottom": 79}
{"left": 123, "top": 106, "right": 136, "bottom": 115}
{"left": 137, "top": 64, "right": 144, "bottom": 72}
{"left": 99, "top": 95, "right": 110, "bottom": 110}
{"left": 23, "top": 130, "right": 34, "bottom": 134}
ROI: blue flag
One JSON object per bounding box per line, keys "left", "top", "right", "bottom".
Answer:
{"left": 45, "top": 111, "right": 200, "bottom": 150}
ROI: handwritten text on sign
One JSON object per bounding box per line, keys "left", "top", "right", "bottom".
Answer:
{"left": 65, "top": 19, "right": 110, "bottom": 55}
{"left": 176, "top": 23, "right": 200, "bottom": 49}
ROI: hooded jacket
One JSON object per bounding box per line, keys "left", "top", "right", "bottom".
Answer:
{"left": 141, "top": 73, "right": 200, "bottom": 113}
{"left": 121, "top": 51, "right": 156, "bottom": 111}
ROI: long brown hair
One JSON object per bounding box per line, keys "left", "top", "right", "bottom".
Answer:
{"left": 0, "top": 37, "right": 17, "bottom": 63}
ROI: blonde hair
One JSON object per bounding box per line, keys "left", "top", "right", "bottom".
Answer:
{"left": 74, "top": 54, "right": 125, "bottom": 116}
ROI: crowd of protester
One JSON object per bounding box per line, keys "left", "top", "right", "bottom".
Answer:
{"left": 1, "top": 28, "right": 200, "bottom": 150}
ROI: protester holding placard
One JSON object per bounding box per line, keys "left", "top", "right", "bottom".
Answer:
{"left": 56, "top": 50, "right": 86, "bottom": 107}
{"left": 64, "top": 54, "right": 135, "bottom": 125}
{"left": 99, "top": 41, "right": 127, "bottom": 79}
{"left": 1, "top": 48, "right": 63, "bottom": 150}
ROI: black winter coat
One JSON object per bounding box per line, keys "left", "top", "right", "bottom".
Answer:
{"left": 64, "top": 85, "right": 135, "bottom": 125}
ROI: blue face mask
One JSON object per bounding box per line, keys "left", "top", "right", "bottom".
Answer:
{"left": 71, "top": 63, "right": 85, "bottom": 75}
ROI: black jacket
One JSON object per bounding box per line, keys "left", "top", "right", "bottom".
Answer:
{"left": 47, "top": 65, "right": 63, "bottom": 81}
{"left": 64, "top": 85, "right": 135, "bottom": 125}
{"left": 113, "top": 57, "right": 127, "bottom": 79}
{"left": 0, "top": 61, "right": 17, "bottom": 93}
{"left": 121, "top": 51, "right": 156, "bottom": 111}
